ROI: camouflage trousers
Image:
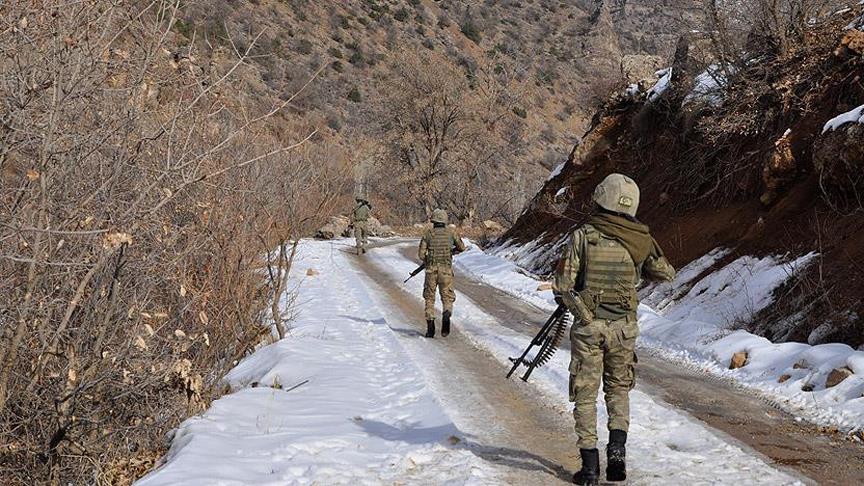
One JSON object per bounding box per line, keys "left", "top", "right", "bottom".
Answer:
{"left": 354, "top": 221, "right": 369, "bottom": 252}
{"left": 569, "top": 315, "right": 638, "bottom": 449}
{"left": 423, "top": 265, "right": 455, "bottom": 320}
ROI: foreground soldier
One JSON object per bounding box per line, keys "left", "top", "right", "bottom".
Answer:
{"left": 418, "top": 209, "right": 466, "bottom": 338}
{"left": 352, "top": 198, "right": 372, "bottom": 254}
{"left": 553, "top": 174, "right": 675, "bottom": 485}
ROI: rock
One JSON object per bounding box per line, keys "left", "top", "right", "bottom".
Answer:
{"left": 413, "top": 223, "right": 425, "bottom": 229}
{"left": 620, "top": 54, "right": 664, "bottom": 85}
{"left": 793, "top": 359, "right": 810, "bottom": 370}
{"left": 658, "top": 192, "right": 669, "bottom": 206}
{"left": 834, "top": 29, "right": 864, "bottom": 57}
{"left": 801, "top": 383, "right": 815, "bottom": 392}
{"left": 306, "top": 268, "right": 318, "bottom": 276}
{"left": 729, "top": 351, "right": 748, "bottom": 369}
{"left": 778, "top": 374, "right": 791, "bottom": 383}
{"left": 825, "top": 367, "right": 854, "bottom": 388}
{"left": 482, "top": 220, "right": 504, "bottom": 233}
{"left": 813, "top": 124, "right": 864, "bottom": 202}
{"left": 760, "top": 129, "right": 796, "bottom": 206}
{"left": 315, "top": 215, "right": 350, "bottom": 240}
{"left": 536, "top": 282, "right": 553, "bottom": 291}
{"left": 366, "top": 217, "right": 395, "bottom": 237}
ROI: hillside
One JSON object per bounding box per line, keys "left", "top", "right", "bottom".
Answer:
{"left": 501, "top": 6, "right": 864, "bottom": 348}
{"left": 178, "top": 0, "right": 702, "bottom": 223}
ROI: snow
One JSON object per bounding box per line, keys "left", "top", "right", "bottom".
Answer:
{"left": 490, "top": 233, "right": 568, "bottom": 275}
{"left": 647, "top": 68, "right": 672, "bottom": 102}
{"left": 369, "top": 243, "right": 803, "bottom": 484}
{"left": 138, "top": 240, "right": 501, "bottom": 485}
{"left": 547, "top": 160, "right": 567, "bottom": 181}
{"left": 455, "top": 242, "right": 557, "bottom": 311}
{"left": 453, "top": 243, "right": 864, "bottom": 434}
{"left": 137, "top": 236, "right": 855, "bottom": 484}
{"left": 822, "top": 104, "right": 864, "bottom": 133}
{"left": 683, "top": 65, "right": 734, "bottom": 107}
{"left": 554, "top": 186, "right": 567, "bottom": 198}
{"left": 625, "top": 83, "right": 641, "bottom": 97}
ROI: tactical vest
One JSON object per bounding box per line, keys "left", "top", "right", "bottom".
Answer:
{"left": 425, "top": 227, "right": 455, "bottom": 267}
{"left": 354, "top": 204, "right": 370, "bottom": 222}
{"left": 578, "top": 225, "right": 639, "bottom": 320}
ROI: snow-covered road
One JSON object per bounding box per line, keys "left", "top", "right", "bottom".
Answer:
{"left": 138, "top": 239, "right": 806, "bottom": 485}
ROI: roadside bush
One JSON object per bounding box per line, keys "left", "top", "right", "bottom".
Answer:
{"left": 0, "top": 3, "right": 349, "bottom": 483}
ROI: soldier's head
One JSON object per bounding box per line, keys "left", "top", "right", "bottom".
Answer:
{"left": 431, "top": 208, "right": 448, "bottom": 227}
{"left": 592, "top": 173, "right": 640, "bottom": 218}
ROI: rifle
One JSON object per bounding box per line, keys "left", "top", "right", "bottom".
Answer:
{"left": 404, "top": 262, "right": 426, "bottom": 283}
{"left": 405, "top": 244, "right": 462, "bottom": 283}
{"left": 506, "top": 303, "right": 571, "bottom": 382}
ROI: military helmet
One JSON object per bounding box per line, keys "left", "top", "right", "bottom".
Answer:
{"left": 431, "top": 208, "right": 448, "bottom": 224}
{"left": 592, "top": 173, "right": 640, "bottom": 217}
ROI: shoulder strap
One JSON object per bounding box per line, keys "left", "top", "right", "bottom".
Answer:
{"left": 575, "top": 228, "right": 588, "bottom": 291}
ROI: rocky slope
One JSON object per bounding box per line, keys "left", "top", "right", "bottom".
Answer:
{"left": 177, "top": 0, "right": 701, "bottom": 222}
{"left": 502, "top": 7, "right": 864, "bottom": 348}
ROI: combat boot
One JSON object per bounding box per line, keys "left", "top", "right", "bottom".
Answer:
{"left": 425, "top": 319, "right": 435, "bottom": 338}
{"left": 441, "top": 311, "right": 452, "bottom": 336}
{"left": 606, "top": 429, "right": 627, "bottom": 482}
{"left": 573, "top": 448, "right": 599, "bottom": 485}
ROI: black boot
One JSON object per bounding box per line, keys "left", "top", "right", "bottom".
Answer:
{"left": 425, "top": 319, "right": 435, "bottom": 338}
{"left": 606, "top": 429, "right": 627, "bottom": 482}
{"left": 442, "top": 311, "right": 451, "bottom": 337}
{"left": 573, "top": 448, "right": 599, "bottom": 485}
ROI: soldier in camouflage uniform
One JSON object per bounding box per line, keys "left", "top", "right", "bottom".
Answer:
{"left": 418, "top": 209, "right": 466, "bottom": 338}
{"left": 553, "top": 174, "right": 675, "bottom": 485}
{"left": 352, "top": 198, "right": 371, "bottom": 254}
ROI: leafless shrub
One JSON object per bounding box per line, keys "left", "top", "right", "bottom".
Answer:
{"left": 0, "top": 1, "right": 348, "bottom": 483}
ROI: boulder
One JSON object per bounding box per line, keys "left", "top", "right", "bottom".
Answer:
{"left": 778, "top": 374, "right": 791, "bottom": 383}
{"left": 825, "top": 367, "right": 854, "bottom": 388}
{"left": 792, "top": 359, "right": 810, "bottom": 369}
{"left": 306, "top": 268, "right": 319, "bottom": 276}
{"left": 834, "top": 29, "right": 864, "bottom": 57}
{"left": 729, "top": 351, "right": 748, "bottom": 369}
{"left": 366, "top": 217, "right": 395, "bottom": 237}
{"left": 620, "top": 54, "right": 664, "bottom": 85}
{"left": 315, "top": 215, "right": 350, "bottom": 240}
{"left": 813, "top": 124, "right": 864, "bottom": 204}
{"left": 482, "top": 220, "right": 504, "bottom": 233}
{"left": 760, "top": 130, "right": 796, "bottom": 206}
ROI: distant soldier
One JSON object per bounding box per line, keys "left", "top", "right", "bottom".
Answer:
{"left": 552, "top": 174, "right": 675, "bottom": 485}
{"left": 352, "top": 198, "right": 372, "bottom": 254}
{"left": 418, "top": 209, "right": 466, "bottom": 338}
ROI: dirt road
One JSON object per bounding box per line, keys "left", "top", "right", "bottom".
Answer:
{"left": 350, "top": 239, "right": 864, "bottom": 485}
{"left": 443, "top": 246, "right": 864, "bottom": 485}
{"left": 350, "top": 243, "right": 577, "bottom": 484}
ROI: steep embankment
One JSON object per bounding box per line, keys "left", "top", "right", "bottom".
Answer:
{"left": 502, "top": 9, "right": 864, "bottom": 348}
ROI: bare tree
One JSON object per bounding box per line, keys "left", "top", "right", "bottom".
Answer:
{"left": 0, "top": 1, "right": 349, "bottom": 483}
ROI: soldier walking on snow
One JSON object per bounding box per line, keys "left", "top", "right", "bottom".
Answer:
{"left": 418, "top": 209, "right": 466, "bottom": 338}
{"left": 352, "top": 197, "right": 372, "bottom": 254}
{"left": 552, "top": 174, "right": 675, "bottom": 485}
